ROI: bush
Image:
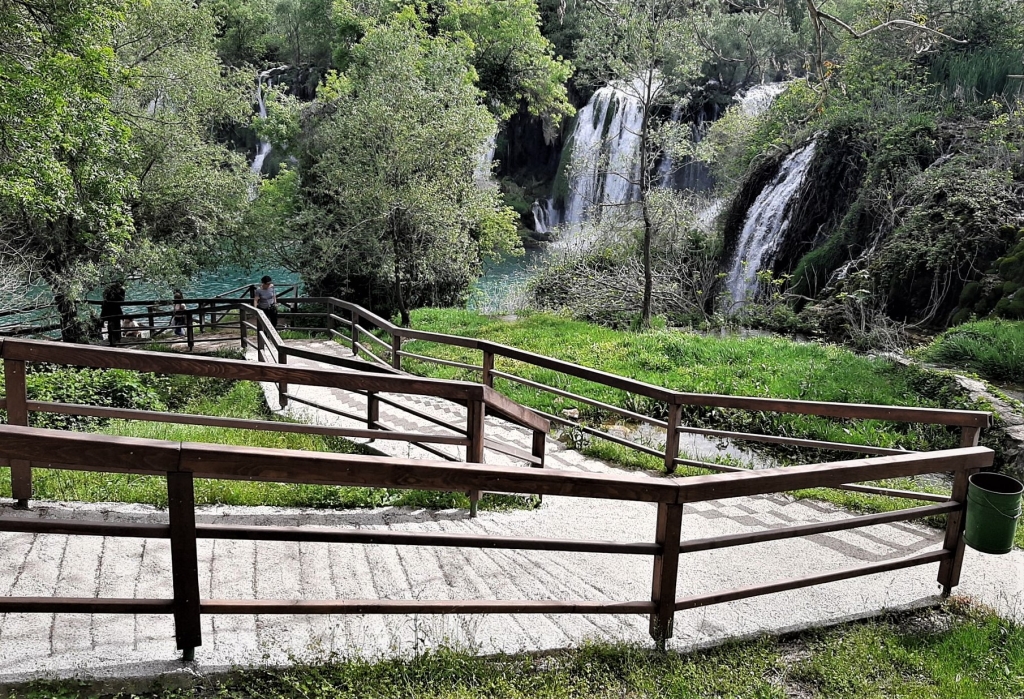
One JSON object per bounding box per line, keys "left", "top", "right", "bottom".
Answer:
{"left": 920, "top": 319, "right": 1024, "bottom": 382}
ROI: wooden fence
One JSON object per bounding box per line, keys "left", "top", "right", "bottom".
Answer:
{"left": 0, "top": 336, "right": 549, "bottom": 516}
{"left": 0, "top": 423, "right": 994, "bottom": 660}
{"left": 19, "top": 293, "right": 992, "bottom": 502}
{"left": 259, "top": 297, "right": 991, "bottom": 494}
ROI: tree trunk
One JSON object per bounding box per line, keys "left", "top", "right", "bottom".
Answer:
{"left": 639, "top": 74, "right": 654, "bottom": 330}
{"left": 53, "top": 290, "right": 86, "bottom": 343}
{"left": 392, "top": 230, "right": 411, "bottom": 328}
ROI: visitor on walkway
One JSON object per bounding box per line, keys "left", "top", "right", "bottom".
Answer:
{"left": 253, "top": 275, "right": 278, "bottom": 328}
{"left": 99, "top": 283, "right": 125, "bottom": 346}
{"left": 172, "top": 290, "right": 187, "bottom": 337}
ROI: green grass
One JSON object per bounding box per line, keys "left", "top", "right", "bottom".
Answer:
{"left": 395, "top": 309, "right": 985, "bottom": 456}
{"left": 0, "top": 364, "right": 526, "bottom": 512}
{"left": 919, "top": 319, "right": 1024, "bottom": 383}
{"left": 23, "top": 601, "right": 1024, "bottom": 698}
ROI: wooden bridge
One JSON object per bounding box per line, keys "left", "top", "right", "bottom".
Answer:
{"left": 0, "top": 293, "right": 1001, "bottom": 671}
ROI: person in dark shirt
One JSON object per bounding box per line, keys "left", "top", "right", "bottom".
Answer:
{"left": 99, "top": 283, "right": 126, "bottom": 346}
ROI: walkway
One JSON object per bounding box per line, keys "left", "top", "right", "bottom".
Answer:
{"left": 0, "top": 339, "right": 1021, "bottom": 683}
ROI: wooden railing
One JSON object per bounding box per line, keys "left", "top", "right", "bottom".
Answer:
{"left": 0, "top": 423, "right": 994, "bottom": 660}
{"left": 26, "top": 293, "right": 992, "bottom": 503}
{"left": 253, "top": 297, "right": 991, "bottom": 497}
{"left": 0, "top": 336, "right": 549, "bottom": 516}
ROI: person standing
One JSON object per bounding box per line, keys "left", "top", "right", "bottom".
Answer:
{"left": 253, "top": 275, "right": 278, "bottom": 328}
{"left": 99, "top": 283, "right": 125, "bottom": 346}
{"left": 172, "top": 290, "right": 187, "bottom": 337}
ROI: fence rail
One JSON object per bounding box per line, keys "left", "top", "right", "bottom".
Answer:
{"left": 0, "top": 423, "right": 994, "bottom": 660}
{"left": 237, "top": 297, "right": 990, "bottom": 490}
{"left": 0, "top": 334, "right": 550, "bottom": 516}
{"left": 5, "top": 294, "right": 991, "bottom": 504}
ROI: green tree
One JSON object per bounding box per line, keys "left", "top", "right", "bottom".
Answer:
{"left": 293, "top": 18, "right": 519, "bottom": 325}
{"left": 572, "top": 0, "right": 705, "bottom": 328}
{"left": 0, "top": 0, "right": 136, "bottom": 338}
{"left": 331, "top": 0, "right": 573, "bottom": 122}
{"left": 0, "top": 0, "right": 256, "bottom": 339}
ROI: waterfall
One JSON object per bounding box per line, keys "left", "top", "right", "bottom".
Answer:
{"left": 724, "top": 141, "right": 817, "bottom": 306}
{"left": 562, "top": 81, "right": 647, "bottom": 223}
{"left": 473, "top": 131, "right": 498, "bottom": 187}
{"left": 251, "top": 71, "right": 273, "bottom": 177}
{"left": 531, "top": 199, "right": 558, "bottom": 235}
{"left": 736, "top": 82, "right": 790, "bottom": 117}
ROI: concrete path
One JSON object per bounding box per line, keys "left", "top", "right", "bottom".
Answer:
{"left": 1, "top": 339, "right": 1021, "bottom": 683}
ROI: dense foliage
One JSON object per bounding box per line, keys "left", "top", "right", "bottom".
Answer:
{"left": 0, "top": 0, "right": 256, "bottom": 339}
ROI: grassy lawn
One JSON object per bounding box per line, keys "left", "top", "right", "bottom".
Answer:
{"left": 22, "top": 601, "right": 1024, "bottom": 698}
{"left": 394, "top": 309, "right": 986, "bottom": 456}
{"left": 919, "top": 319, "right": 1024, "bottom": 383}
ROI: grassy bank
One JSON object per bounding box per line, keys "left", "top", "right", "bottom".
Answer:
{"left": 919, "top": 319, "right": 1024, "bottom": 383}
{"left": 23, "top": 601, "right": 1024, "bottom": 698}
{"left": 397, "top": 309, "right": 986, "bottom": 456}
{"left": 0, "top": 355, "right": 518, "bottom": 511}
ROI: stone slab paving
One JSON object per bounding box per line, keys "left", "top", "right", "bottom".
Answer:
{"left": 0, "top": 339, "right": 1021, "bottom": 683}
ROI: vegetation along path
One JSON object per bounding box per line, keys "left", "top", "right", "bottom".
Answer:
{"left": 3, "top": 337, "right": 1020, "bottom": 683}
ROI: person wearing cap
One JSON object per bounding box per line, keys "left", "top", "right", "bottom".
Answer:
{"left": 253, "top": 275, "right": 278, "bottom": 328}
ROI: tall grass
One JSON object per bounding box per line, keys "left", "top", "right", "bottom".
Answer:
{"left": 400, "top": 309, "right": 984, "bottom": 455}
{"left": 920, "top": 320, "right": 1024, "bottom": 382}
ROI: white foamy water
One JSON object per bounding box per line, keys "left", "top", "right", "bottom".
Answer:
{"left": 724, "top": 141, "right": 817, "bottom": 306}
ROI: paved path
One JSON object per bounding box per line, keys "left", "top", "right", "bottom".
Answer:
{"left": 1, "top": 339, "right": 1021, "bottom": 683}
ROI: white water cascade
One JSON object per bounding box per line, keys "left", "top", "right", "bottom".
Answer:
{"left": 736, "top": 82, "right": 791, "bottom": 118}
{"left": 251, "top": 71, "right": 273, "bottom": 177}
{"left": 473, "top": 131, "right": 498, "bottom": 188}
{"left": 531, "top": 80, "right": 651, "bottom": 239}
{"left": 724, "top": 140, "right": 818, "bottom": 306}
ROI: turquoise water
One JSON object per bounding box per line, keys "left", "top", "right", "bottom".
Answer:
{"left": 1, "top": 265, "right": 301, "bottom": 332}
{"left": 468, "top": 247, "right": 544, "bottom": 314}
{"left": 3, "top": 250, "right": 534, "bottom": 332}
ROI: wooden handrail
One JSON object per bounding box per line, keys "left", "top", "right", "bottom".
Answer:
{"left": 312, "top": 297, "right": 990, "bottom": 429}
{"left": 1, "top": 338, "right": 487, "bottom": 403}
{"left": 0, "top": 422, "right": 993, "bottom": 659}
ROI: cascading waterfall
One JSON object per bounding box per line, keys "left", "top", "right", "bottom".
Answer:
{"left": 473, "top": 131, "right": 498, "bottom": 187}
{"left": 251, "top": 71, "right": 273, "bottom": 177}
{"left": 724, "top": 140, "right": 817, "bottom": 306}
{"left": 531, "top": 79, "right": 650, "bottom": 239}
{"left": 564, "top": 81, "right": 646, "bottom": 222}
{"left": 736, "top": 82, "right": 791, "bottom": 117}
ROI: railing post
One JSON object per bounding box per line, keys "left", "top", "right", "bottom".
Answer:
{"left": 186, "top": 312, "right": 194, "bottom": 351}
{"left": 167, "top": 471, "right": 202, "bottom": 661}
{"left": 147, "top": 305, "right": 156, "bottom": 334}
{"left": 664, "top": 402, "right": 683, "bottom": 474}
{"left": 198, "top": 302, "right": 205, "bottom": 333}
{"left": 351, "top": 311, "right": 359, "bottom": 356}
{"left": 239, "top": 305, "right": 247, "bottom": 349}
{"left": 326, "top": 302, "right": 335, "bottom": 338}
{"left": 650, "top": 502, "right": 683, "bottom": 650}
{"left": 367, "top": 391, "right": 380, "bottom": 439}
{"left": 938, "top": 425, "right": 982, "bottom": 596}
{"left": 466, "top": 398, "right": 486, "bottom": 517}
{"left": 4, "top": 358, "right": 31, "bottom": 508}
{"left": 278, "top": 346, "right": 289, "bottom": 408}
{"left": 531, "top": 427, "right": 546, "bottom": 504}
{"left": 481, "top": 349, "right": 494, "bottom": 388}
{"left": 256, "top": 322, "right": 265, "bottom": 362}
{"left": 391, "top": 332, "right": 402, "bottom": 371}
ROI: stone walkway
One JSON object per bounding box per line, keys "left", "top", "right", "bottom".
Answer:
{"left": 1, "top": 339, "right": 1021, "bottom": 683}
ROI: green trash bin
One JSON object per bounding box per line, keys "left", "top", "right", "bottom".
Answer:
{"left": 964, "top": 472, "right": 1023, "bottom": 555}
